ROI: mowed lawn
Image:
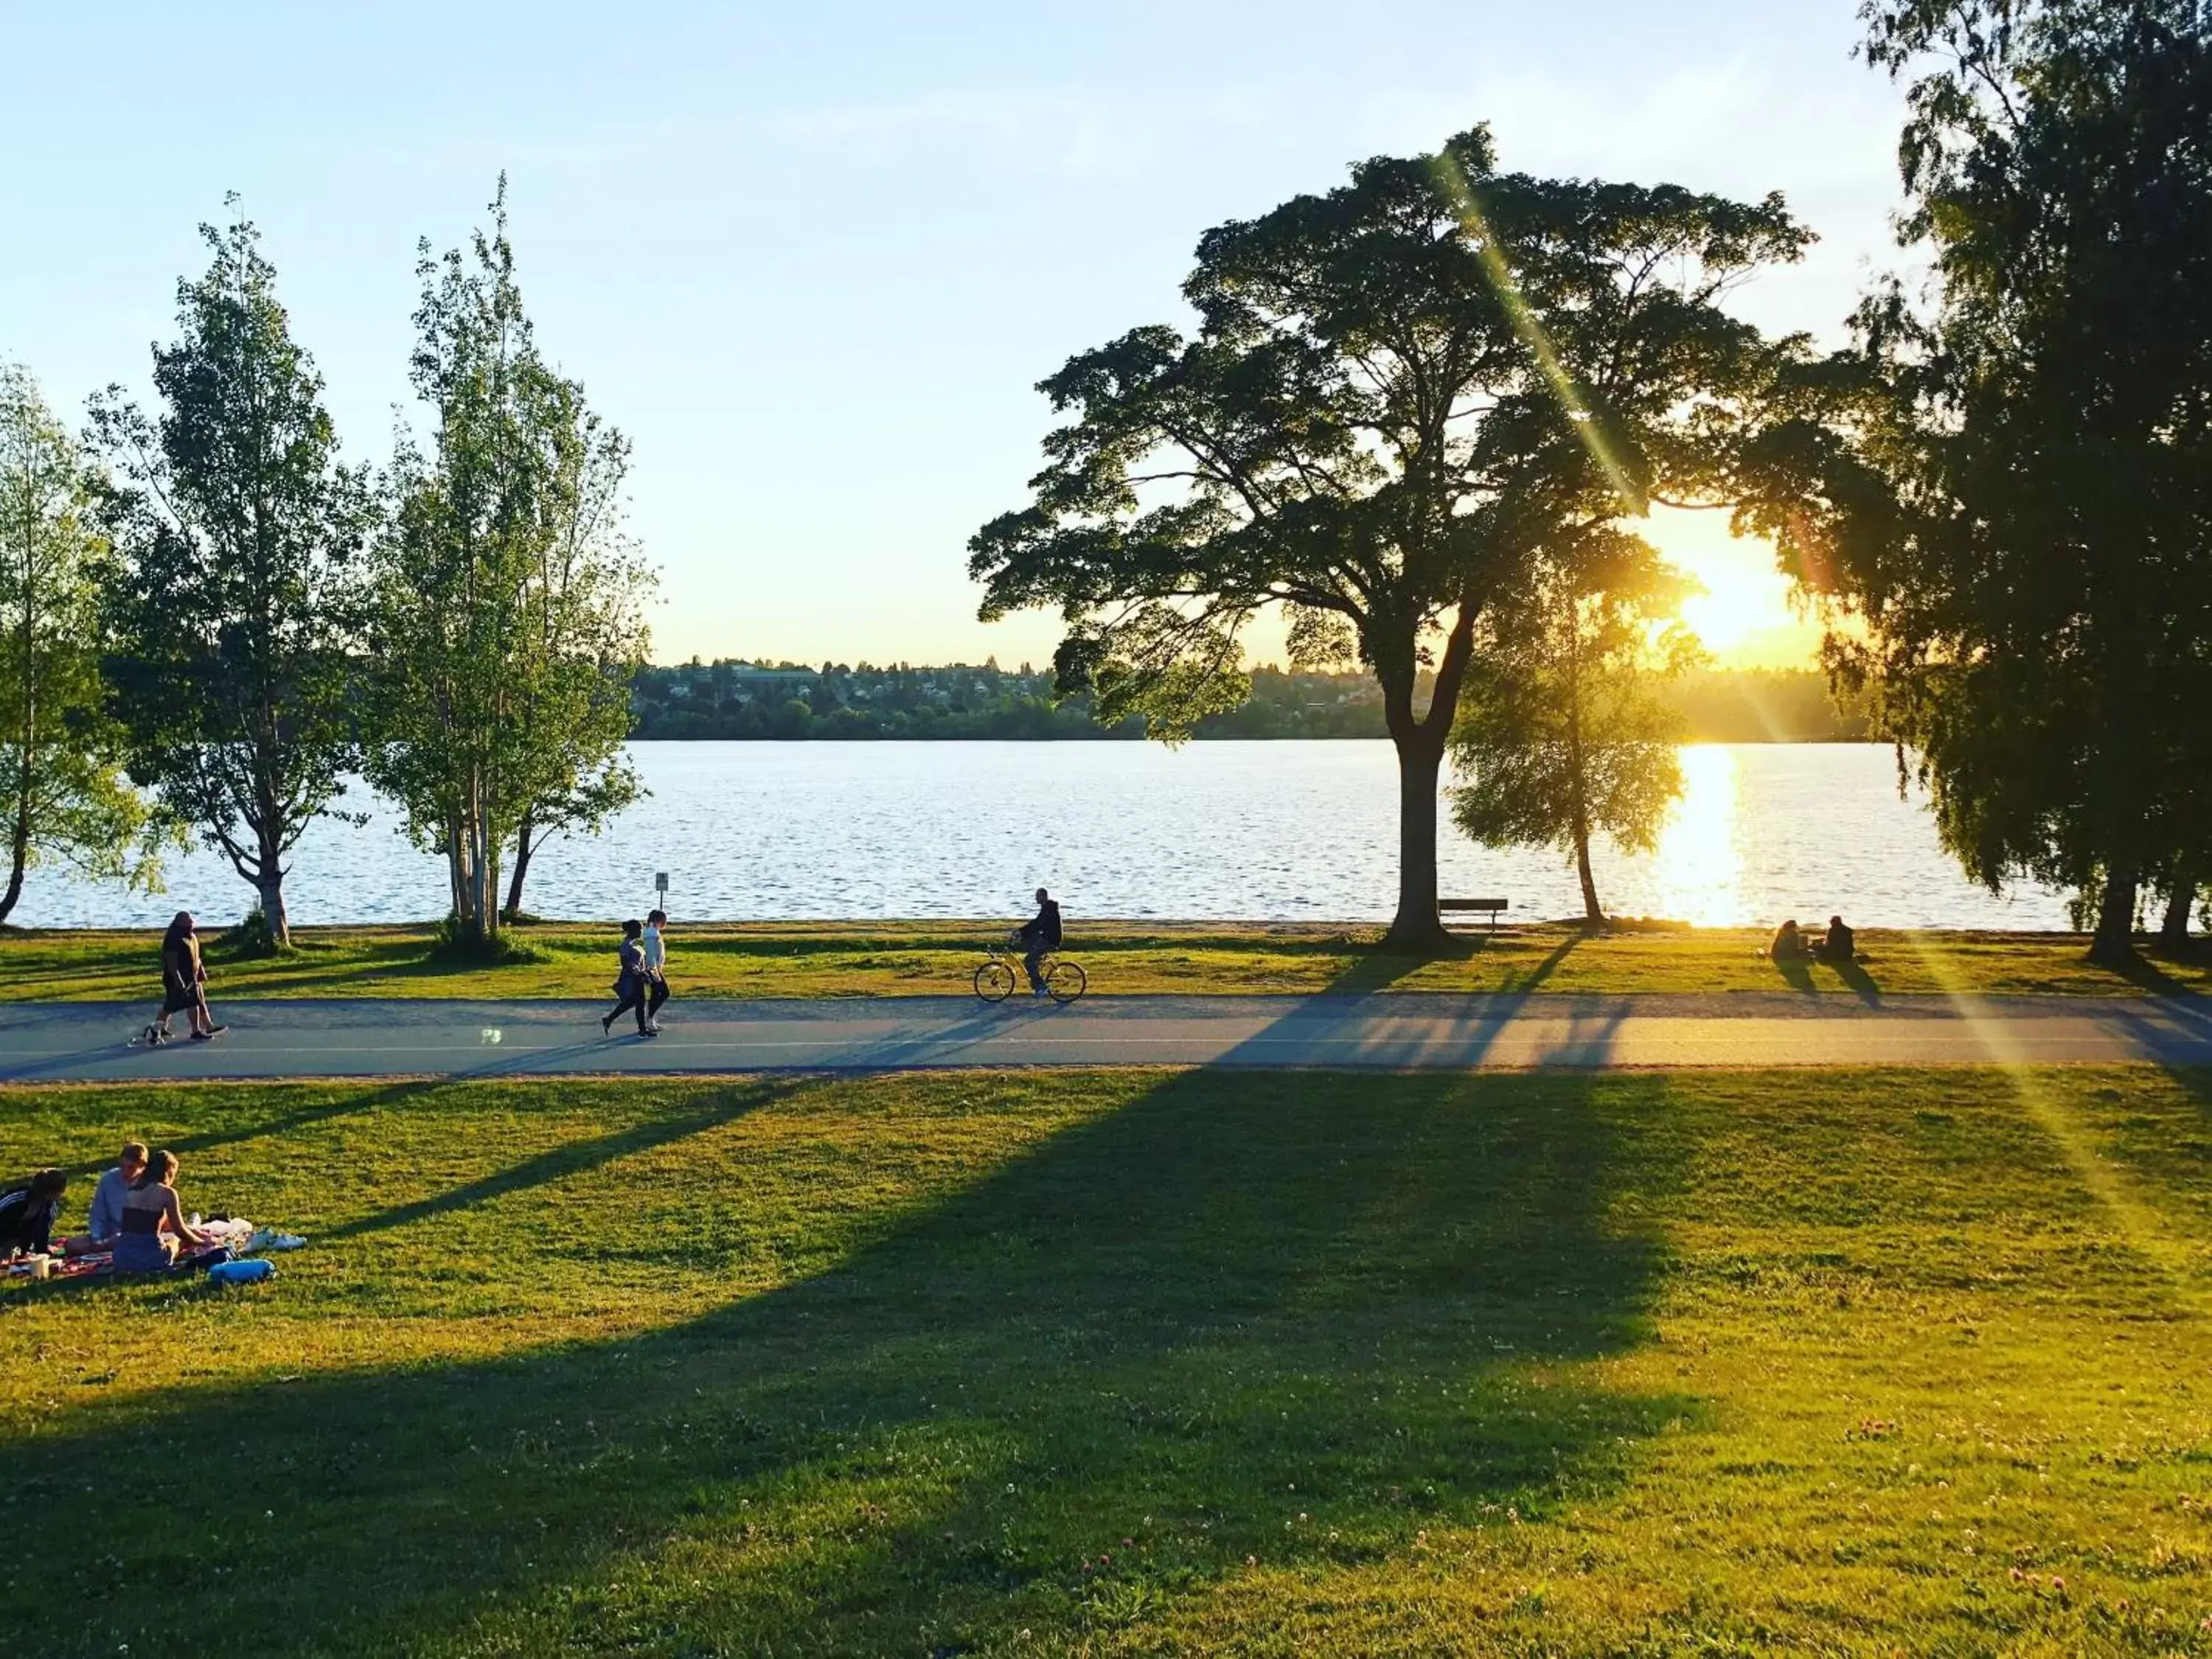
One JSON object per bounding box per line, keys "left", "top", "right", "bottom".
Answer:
{"left": 6, "top": 918, "right": 2211, "bottom": 1001}
{"left": 6, "top": 1067, "right": 2212, "bottom": 1655}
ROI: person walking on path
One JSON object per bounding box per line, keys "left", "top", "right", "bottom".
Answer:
{"left": 600, "top": 919, "right": 655, "bottom": 1037}
{"left": 151, "top": 913, "right": 224, "bottom": 1043}
{"left": 1018, "top": 888, "right": 1062, "bottom": 998}
{"left": 642, "top": 909, "right": 672, "bottom": 1034}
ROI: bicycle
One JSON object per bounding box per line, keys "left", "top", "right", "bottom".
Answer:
{"left": 974, "top": 930, "right": 1087, "bottom": 1004}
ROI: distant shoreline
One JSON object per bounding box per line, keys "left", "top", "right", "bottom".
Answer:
{"left": 631, "top": 663, "right": 1868, "bottom": 745}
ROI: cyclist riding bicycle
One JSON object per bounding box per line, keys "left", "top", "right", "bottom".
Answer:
{"left": 1015, "top": 888, "right": 1062, "bottom": 998}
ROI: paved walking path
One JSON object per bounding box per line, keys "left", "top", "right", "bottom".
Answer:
{"left": 4, "top": 992, "right": 2211, "bottom": 1082}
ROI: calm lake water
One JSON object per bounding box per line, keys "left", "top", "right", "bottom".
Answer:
{"left": 8, "top": 741, "right": 2074, "bottom": 931}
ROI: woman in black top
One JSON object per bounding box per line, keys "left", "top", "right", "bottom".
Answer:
{"left": 0, "top": 1169, "right": 67, "bottom": 1259}
{"left": 599, "top": 919, "right": 655, "bottom": 1037}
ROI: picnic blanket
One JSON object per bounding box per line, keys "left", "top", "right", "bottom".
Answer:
{"left": 5, "top": 1217, "right": 307, "bottom": 1282}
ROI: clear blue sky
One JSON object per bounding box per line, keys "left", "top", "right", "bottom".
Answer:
{"left": 0, "top": 1, "right": 1906, "bottom": 668}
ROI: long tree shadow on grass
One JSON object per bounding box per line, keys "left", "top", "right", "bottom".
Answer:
{"left": 8, "top": 1068, "right": 1690, "bottom": 1658}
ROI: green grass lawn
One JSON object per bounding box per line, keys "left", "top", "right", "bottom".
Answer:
{"left": 5, "top": 917, "right": 2209, "bottom": 1002}
{"left": 7, "top": 1065, "right": 2212, "bottom": 1654}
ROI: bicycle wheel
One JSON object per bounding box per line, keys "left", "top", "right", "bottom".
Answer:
{"left": 974, "top": 959, "right": 1017, "bottom": 1003}
{"left": 1046, "top": 960, "right": 1087, "bottom": 1004}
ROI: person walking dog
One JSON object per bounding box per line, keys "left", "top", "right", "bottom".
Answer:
{"left": 147, "top": 913, "right": 224, "bottom": 1044}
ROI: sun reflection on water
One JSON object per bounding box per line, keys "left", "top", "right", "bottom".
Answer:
{"left": 1649, "top": 745, "right": 1742, "bottom": 928}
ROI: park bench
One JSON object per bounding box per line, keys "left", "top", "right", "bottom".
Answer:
{"left": 1440, "top": 896, "right": 1509, "bottom": 933}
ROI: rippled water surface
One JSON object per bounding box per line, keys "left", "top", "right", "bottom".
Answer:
{"left": 10, "top": 741, "right": 2074, "bottom": 931}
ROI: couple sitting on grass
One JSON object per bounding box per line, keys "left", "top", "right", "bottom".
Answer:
{"left": 1768, "top": 914, "right": 1857, "bottom": 965}
{"left": 601, "top": 910, "right": 673, "bottom": 1038}
{"left": 1, "top": 1142, "right": 223, "bottom": 1273}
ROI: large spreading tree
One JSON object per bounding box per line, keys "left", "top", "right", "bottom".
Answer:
{"left": 1747, "top": 0, "right": 2212, "bottom": 962}
{"left": 971, "top": 127, "right": 1808, "bottom": 946}
{"left": 89, "top": 207, "right": 373, "bottom": 946}
{"left": 0, "top": 364, "right": 155, "bottom": 922}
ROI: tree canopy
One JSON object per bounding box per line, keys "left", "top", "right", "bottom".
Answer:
{"left": 972, "top": 125, "right": 1809, "bottom": 945}
{"left": 365, "top": 184, "right": 653, "bottom": 949}
{"left": 1749, "top": 0, "right": 2212, "bottom": 959}
{"left": 0, "top": 364, "right": 156, "bottom": 923}
{"left": 1451, "top": 527, "right": 1703, "bottom": 925}
{"left": 88, "top": 208, "right": 372, "bottom": 945}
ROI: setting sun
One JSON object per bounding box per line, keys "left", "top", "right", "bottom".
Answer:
{"left": 1644, "top": 505, "right": 1822, "bottom": 668}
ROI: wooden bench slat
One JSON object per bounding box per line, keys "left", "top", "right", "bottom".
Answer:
{"left": 1439, "top": 898, "right": 1509, "bottom": 911}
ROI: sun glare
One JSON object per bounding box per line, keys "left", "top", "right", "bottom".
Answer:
{"left": 1643, "top": 506, "right": 1819, "bottom": 669}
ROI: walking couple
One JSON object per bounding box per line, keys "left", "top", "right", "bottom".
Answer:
{"left": 601, "top": 910, "right": 673, "bottom": 1037}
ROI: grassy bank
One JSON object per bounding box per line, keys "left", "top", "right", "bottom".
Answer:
{"left": 4, "top": 917, "right": 2209, "bottom": 1002}
{"left": 6, "top": 1065, "right": 2212, "bottom": 1654}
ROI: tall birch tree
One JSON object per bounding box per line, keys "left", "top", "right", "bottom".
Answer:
{"left": 366, "top": 183, "right": 651, "bottom": 947}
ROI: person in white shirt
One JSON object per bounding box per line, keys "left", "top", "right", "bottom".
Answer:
{"left": 643, "top": 909, "right": 672, "bottom": 1034}
{"left": 63, "top": 1141, "right": 148, "bottom": 1255}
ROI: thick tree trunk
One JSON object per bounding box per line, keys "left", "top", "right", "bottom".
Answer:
{"left": 2160, "top": 871, "right": 2197, "bottom": 950}
{"left": 2089, "top": 866, "right": 2138, "bottom": 964}
{"left": 253, "top": 825, "right": 291, "bottom": 948}
{"left": 0, "top": 797, "right": 27, "bottom": 925}
{"left": 504, "top": 820, "right": 535, "bottom": 923}
{"left": 1384, "top": 730, "right": 1450, "bottom": 950}
{"left": 1377, "top": 596, "right": 1482, "bottom": 953}
{"left": 254, "top": 870, "right": 291, "bottom": 950}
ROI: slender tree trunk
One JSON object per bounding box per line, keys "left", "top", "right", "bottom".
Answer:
{"left": 504, "top": 817, "right": 535, "bottom": 922}
{"left": 1565, "top": 615, "right": 1601, "bottom": 927}
{"left": 2090, "top": 865, "right": 2138, "bottom": 964}
{"left": 2160, "top": 869, "right": 2196, "bottom": 950}
{"left": 1573, "top": 827, "right": 1602, "bottom": 927}
{"left": 444, "top": 815, "right": 466, "bottom": 929}
{"left": 4, "top": 555, "right": 34, "bottom": 927}
{"left": 0, "top": 796, "right": 27, "bottom": 925}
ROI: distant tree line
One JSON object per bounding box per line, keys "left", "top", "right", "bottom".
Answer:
{"left": 1, "top": 182, "right": 652, "bottom": 950}
{"left": 630, "top": 660, "right": 1865, "bottom": 745}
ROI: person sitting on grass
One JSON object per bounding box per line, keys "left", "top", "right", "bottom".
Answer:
{"left": 0, "top": 1169, "right": 68, "bottom": 1261}
{"left": 1766, "top": 918, "right": 1807, "bottom": 962}
{"left": 60, "top": 1141, "right": 147, "bottom": 1256}
{"left": 112, "top": 1150, "right": 215, "bottom": 1275}
{"left": 1815, "top": 914, "right": 1857, "bottom": 964}
{"left": 600, "top": 919, "right": 655, "bottom": 1038}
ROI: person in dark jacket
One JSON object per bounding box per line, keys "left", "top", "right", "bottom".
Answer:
{"left": 0, "top": 1169, "right": 67, "bottom": 1260}
{"left": 152, "top": 912, "right": 223, "bottom": 1043}
{"left": 600, "top": 919, "right": 655, "bottom": 1037}
{"left": 1815, "top": 914, "right": 1857, "bottom": 963}
{"left": 1017, "top": 888, "right": 1063, "bottom": 997}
